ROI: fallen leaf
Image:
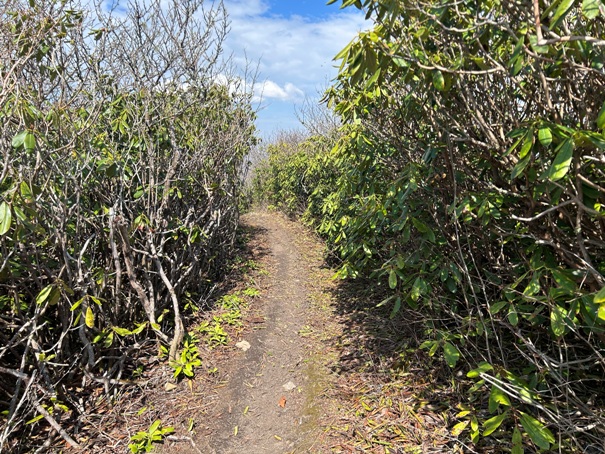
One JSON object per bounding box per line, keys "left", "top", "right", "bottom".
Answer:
{"left": 278, "top": 396, "right": 286, "bottom": 408}
{"left": 164, "top": 382, "right": 178, "bottom": 391}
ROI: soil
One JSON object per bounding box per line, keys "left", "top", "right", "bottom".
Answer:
{"left": 198, "top": 212, "right": 322, "bottom": 453}
{"left": 159, "top": 211, "right": 339, "bottom": 454}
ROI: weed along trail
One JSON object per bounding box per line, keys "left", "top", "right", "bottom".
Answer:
{"left": 199, "top": 212, "right": 324, "bottom": 453}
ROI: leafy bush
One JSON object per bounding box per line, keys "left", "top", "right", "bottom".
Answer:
{"left": 0, "top": 0, "right": 256, "bottom": 450}
{"left": 256, "top": 0, "right": 605, "bottom": 450}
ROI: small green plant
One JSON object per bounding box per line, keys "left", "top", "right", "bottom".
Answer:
{"left": 128, "top": 420, "right": 174, "bottom": 453}
{"left": 198, "top": 320, "right": 229, "bottom": 346}
{"left": 244, "top": 259, "right": 259, "bottom": 271}
{"left": 218, "top": 310, "right": 242, "bottom": 326}
{"left": 218, "top": 293, "right": 244, "bottom": 310}
{"left": 169, "top": 334, "right": 202, "bottom": 380}
{"left": 242, "top": 287, "right": 260, "bottom": 297}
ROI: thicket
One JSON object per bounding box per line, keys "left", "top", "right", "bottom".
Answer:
{"left": 0, "top": 0, "right": 255, "bottom": 450}
{"left": 253, "top": 0, "right": 605, "bottom": 451}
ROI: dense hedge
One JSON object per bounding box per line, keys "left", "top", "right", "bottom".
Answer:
{"left": 254, "top": 0, "right": 605, "bottom": 451}
{"left": 0, "top": 0, "right": 255, "bottom": 450}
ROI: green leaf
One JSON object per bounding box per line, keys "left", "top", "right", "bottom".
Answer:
{"left": 388, "top": 269, "right": 397, "bottom": 289}
{"left": 483, "top": 411, "right": 508, "bottom": 436}
{"left": 519, "top": 412, "right": 554, "bottom": 450}
{"left": 11, "top": 131, "right": 27, "bottom": 148}
{"left": 85, "top": 306, "right": 95, "bottom": 328}
{"left": 36, "top": 285, "right": 54, "bottom": 306}
{"left": 597, "top": 101, "right": 605, "bottom": 129}
{"left": 547, "top": 138, "right": 574, "bottom": 181}
{"left": 20, "top": 181, "right": 34, "bottom": 202}
{"left": 70, "top": 298, "right": 85, "bottom": 312}
{"left": 451, "top": 420, "right": 469, "bottom": 436}
{"left": 512, "top": 426, "right": 524, "bottom": 454}
{"left": 0, "top": 202, "right": 12, "bottom": 236}
{"left": 582, "top": 0, "right": 602, "bottom": 19}
{"left": 443, "top": 342, "right": 460, "bottom": 368}
{"left": 489, "top": 385, "right": 511, "bottom": 413}
{"left": 432, "top": 70, "right": 445, "bottom": 91}
{"left": 148, "top": 420, "right": 162, "bottom": 435}
{"left": 538, "top": 127, "right": 552, "bottom": 147}
{"left": 598, "top": 304, "right": 605, "bottom": 321}
{"left": 550, "top": 304, "right": 567, "bottom": 337}
{"left": 594, "top": 286, "right": 605, "bottom": 304}
{"left": 523, "top": 273, "right": 540, "bottom": 296}
{"left": 511, "top": 154, "right": 530, "bottom": 180}
{"left": 24, "top": 132, "right": 36, "bottom": 151}
{"left": 508, "top": 308, "right": 519, "bottom": 326}
{"left": 131, "top": 322, "right": 147, "bottom": 335}
{"left": 551, "top": 0, "right": 575, "bottom": 28}
{"left": 489, "top": 301, "right": 508, "bottom": 315}
{"left": 410, "top": 277, "right": 426, "bottom": 302}
{"left": 113, "top": 326, "right": 132, "bottom": 336}
{"left": 467, "top": 361, "right": 493, "bottom": 378}
{"left": 519, "top": 131, "right": 534, "bottom": 159}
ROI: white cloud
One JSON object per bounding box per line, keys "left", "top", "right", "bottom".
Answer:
{"left": 254, "top": 80, "right": 305, "bottom": 102}
{"left": 223, "top": 0, "right": 368, "bottom": 136}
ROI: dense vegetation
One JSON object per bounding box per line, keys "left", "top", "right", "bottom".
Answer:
{"left": 253, "top": 0, "right": 605, "bottom": 451}
{"left": 0, "top": 0, "right": 255, "bottom": 450}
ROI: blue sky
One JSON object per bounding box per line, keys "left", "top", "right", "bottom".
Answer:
{"left": 223, "top": 0, "right": 368, "bottom": 138}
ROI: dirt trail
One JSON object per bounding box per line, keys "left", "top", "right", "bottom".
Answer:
{"left": 199, "top": 212, "right": 322, "bottom": 453}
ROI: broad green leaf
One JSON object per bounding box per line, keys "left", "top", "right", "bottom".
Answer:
{"left": 511, "top": 154, "right": 530, "bottom": 180}
{"left": 0, "top": 202, "right": 12, "bottom": 236}
{"left": 389, "top": 296, "right": 402, "bottom": 319}
{"left": 597, "top": 101, "right": 605, "bottom": 129}
{"left": 20, "top": 182, "right": 33, "bottom": 201}
{"left": 388, "top": 269, "right": 397, "bottom": 289}
{"left": 113, "top": 326, "right": 132, "bottom": 336}
{"left": 11, "top": 131, "right": 27, "bottom": 148}
{"left": 519, "top": 412, "right": 554, "bottom": 450}
{"left": 523, "top": 273, "right": 540, "bottom": 296}
{"left": 483, "top": 411, "right": 508, "bottom": 436}
{"left": 489, "top": 385, "right": 511, "bottom": 413}
{"left": 410, "top": 277, "right": 426, "bottom": 301}
{"left": 550, "top": 304, "right": 567, "bottom": 337}
{"left": 432, "top": 70, "right": 445, "bottom": 91}
{"left": 551, "top": 0, "right": 575, "bottom": 28}
{"left": 552, "top": 269, "right": 576, "bottom": 293}
{"left": 519, "top": 132, "right": 534, "bottom": 159}
{"left": 538, "top": 127, "right": 552, "bottom": 147}
{"left": 85, "top": 306, "right": 95, "bottom": 328}
{"left": 467, "top": 361, "right": 493, "bottom": 378}
{"left": 547, "top": 138, "right": 573, "bottom": 181}
{"left": 36, "top": 285, "right": 54, "bottom": 306}
{"left": 131, "top": 322, "right": 147, "bottom": 335}
{"left": 70, "top": 298, "right": 84, "bottom": 312}
{"left": 24, "top": 132, "right": 36, "bottom": 151}
{"left": 148, "top": 420, "right": 162, "bottom": 434}
{"left": 512, "top": 427, "right": 524, "bottom": 454}
{"left": 508, "top": 308, "right": 519, "bottom": 326}
{"left": 598, "top": 304, "right": 605, "bottom": 321}
{"left": 489, "top": 301, "right": 508, "bottom": 315}
{"left": 451, "top": 420, "right": 469, "bottom": 436}
{"left": 582, "top": 0, "right": 602, "bottom": 19}
{"left": 594, "top": 286, "right": 605, "bottom": 304}
{"left": 443, "top": 342, "right": 460, "bottom": 367}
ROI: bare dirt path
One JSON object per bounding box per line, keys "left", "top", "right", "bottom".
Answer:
{"left": 197, "top": 212, "right": 329, "bottom": 453}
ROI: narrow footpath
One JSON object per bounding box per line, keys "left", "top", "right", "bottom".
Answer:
{"left": 198, "top": 212, "right": 328, "bottom": 453}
